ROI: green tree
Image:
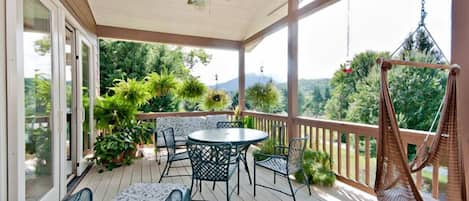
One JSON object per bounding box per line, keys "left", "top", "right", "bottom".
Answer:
{"left": 99, "top": 39, "right": 211, "bottom": 95}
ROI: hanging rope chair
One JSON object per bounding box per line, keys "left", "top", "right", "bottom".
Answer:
{"left": 374, "top": 58, "right": 466, "bottom": 201}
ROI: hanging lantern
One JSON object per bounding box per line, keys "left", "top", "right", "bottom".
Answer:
{"left": 342, "top": 57, "right": 353, "bottom": 74}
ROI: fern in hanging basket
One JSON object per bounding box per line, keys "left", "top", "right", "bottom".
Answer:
{"left": 202, "top": 89, "right": 230, "bottom": 111}
{"left": 145, "top": 72, "right": 178, "bottom": 97}
{"left": 110, "top": 78, "right": 152, "bottom": 107}
{"left": 177, "top": 77, "right": 207, "bottom": 100}
{"left": 246, "top": 82, "right": 280, "bottom": 112}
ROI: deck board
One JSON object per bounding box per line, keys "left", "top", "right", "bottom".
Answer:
{"left": 74, "top": 148, "right": 377, "bottom": 201}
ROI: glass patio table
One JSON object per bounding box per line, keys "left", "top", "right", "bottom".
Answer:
{"left": 187, "top": 128, "right": 268, "bottom": 146}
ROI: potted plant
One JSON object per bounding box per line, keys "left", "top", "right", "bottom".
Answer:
{"left": 202, "top": 89, "right": 230, "bottom": 111}
{"left": 246, "top": 82, "right": 280, "bottom": 112}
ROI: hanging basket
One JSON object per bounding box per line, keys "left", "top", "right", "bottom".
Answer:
{"left": 177, "top": 77, "right": 207, "bottom": 100}
{"left": 202, "top": 89, "right": 230, "bottom": 111}
{"left": 246, "top": 82, "right": 280, "bottom": 112}
{"left": 145, "top": 72, "right": 178, "bottom": 97}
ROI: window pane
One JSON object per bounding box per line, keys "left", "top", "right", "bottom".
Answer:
{"left": 23, "top": 0, "right": 53, "bottom": 200}
{"left": 82, "top": 43, "right": 92, "bottom": 156}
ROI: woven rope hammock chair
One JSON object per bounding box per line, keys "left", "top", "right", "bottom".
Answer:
{"left": 374, "top": 58, "right": 466, "bottom": 201}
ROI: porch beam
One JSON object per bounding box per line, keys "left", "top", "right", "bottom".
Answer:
{"left": 96, "top": 25, "right": 242, "bottom": 50}
{"left": 243, "top": 0, "right": 336, "bottom": 46}
{"left": 238, "top": 47, "right": 246, "bottom": 112}
{"left": 452, "top": 0, "right": 469, "bottom": 196}
{"left": 60, "top": 0, "right": 97, "bottom": 34}
{"left": 287, "top": 0, "right": 299, "bottom": 138}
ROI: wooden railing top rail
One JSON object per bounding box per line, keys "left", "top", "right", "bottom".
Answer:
{"left": 136, "top": 111, "right": 234, "bottom": 120}
{"left": 135, "top": 111, "right": 434, "bottom": 144}
{"left": 242, "top": 111, "right": 288, "bottom": 121}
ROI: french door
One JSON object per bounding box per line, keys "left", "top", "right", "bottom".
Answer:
{"left": 64, "top": 24, "right": 93, "bottom": 180}
{"left": 22, "top": 0, "right": 60, "bottom": 200}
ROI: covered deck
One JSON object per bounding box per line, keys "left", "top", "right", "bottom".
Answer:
{"left": 75, "top": 147, "right": 376, "bottom": 201}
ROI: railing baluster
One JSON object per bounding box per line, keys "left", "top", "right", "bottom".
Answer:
{"left": 365, "top": 136, "right": 370, "bottom": 186}
{"left": 315, "top": 127, "right": 319, "bottom": 151}
{"left": 355, "top": 134, "right": 360, "bottom": 182}
{"left": 337, "top": 130, "right": 341, "bottom": 175}
{"left": 322, "top": 128, "right": 326, "bottom": 152}
{"left": 346, "top": 132, "right": 350, "bottom": 178}
{"left": 309, "top": 126, "right": 313, "bottom": 149}
{"left": 432, "top": 159, "right": 439, "bottom": 199}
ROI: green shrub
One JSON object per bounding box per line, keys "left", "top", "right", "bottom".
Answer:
{"left": 252, "top": 138, "right": 275, "bottom": 161}
{"left": 295, "top": 150, "right": 335, "bottom": 187}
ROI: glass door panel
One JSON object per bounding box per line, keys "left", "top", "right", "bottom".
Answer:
{"left": 64, "top": 25, "right": 76, "bottom": 180}
{"left": 23, "top": 0, "right": 56, "bottom": 200}
{"left": 81, "top": 43, "right": 91, "bottom": 157}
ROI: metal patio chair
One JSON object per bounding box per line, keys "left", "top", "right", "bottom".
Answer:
{"left": 187, "top": 140, "right": 239, "bottom": 201}
{"left": 159, "top": 127, "right": 190, "bottom": 183}
{"left": 253, "top": 136, "right": 311, "bottom": 201}
{"left": 215, "top": 121, "right": 254, "bottom": 186}
{"left": 63, "top": 187, "right": 93, "bottom": 201}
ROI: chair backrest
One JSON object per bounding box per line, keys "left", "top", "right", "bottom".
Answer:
{"left": 286, "top": 136, "right": 308, "bottom": 174}
{"left": 64, "top": 187, "right": 93, "bottom": 201}
{"left": 216, "top": 121, "right": 243, "bottom": 129}
{"left": 161, "top": 127, "right": 177, "bottom": 157}
{"left": 187, "top": 140, "right": 232, "bottom": 182}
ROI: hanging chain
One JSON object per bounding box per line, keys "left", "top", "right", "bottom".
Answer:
{"left": 419, "top": 0, "right": 427, "bottom": 26}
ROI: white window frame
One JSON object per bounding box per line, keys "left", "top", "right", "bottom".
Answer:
{"left": 0, "top": 0, "right": 7, "bottom": 200}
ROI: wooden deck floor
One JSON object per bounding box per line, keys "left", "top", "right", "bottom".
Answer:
{"left": 75, "top": 148, "right": 377, "bottom": 201}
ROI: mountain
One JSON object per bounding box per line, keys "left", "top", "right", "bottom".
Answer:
{"left": 211, "top": 73, "right": 276, "bottom": 92}
{"left": 212, "top": 73, "right": 330, "bottom": 96}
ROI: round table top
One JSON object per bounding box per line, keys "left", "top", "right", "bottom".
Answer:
{"left": 188, "top": 128, "right": 268, "bottom": 145}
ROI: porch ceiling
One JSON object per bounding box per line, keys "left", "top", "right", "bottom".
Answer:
{"left": 87, "top": 0, "right": 288, "bottom": 41}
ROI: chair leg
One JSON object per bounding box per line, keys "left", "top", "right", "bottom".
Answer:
{"left": 287, "top": 176, "right": 296, "bottom": 201}
{"left": 158, "top": 160, "right": 169, "bottom": 183}
{"left": 303, "top": 171, "right": 311, "bottom": 196}
{"left": 190, "top": 178, "right": 195, "bottom": 197}
{"left": 274, "top": 172, "right": 276, "bottom": 184}
{"left": 253, "top": 162, "right": 256, "bottom": 197}
{"left": 237, "top": 160, "right": 240, "bottom": 195}
{"left": 242, "top": 151, "right": 252, "bottom": 185}
{"left": 226, "top": 181, "right": 230, "bottom": 201}
{"left": 199, "top": 180, "right": 202, "bottom": 193}
{"left": 212, "top": 181, "right": 216, "bottom": 190}
{"left": 166, "top": 161, "right": 172, "bottom": 175}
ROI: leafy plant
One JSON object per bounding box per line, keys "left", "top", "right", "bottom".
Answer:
{"left": 177, "top": 77, "right": 207, "bottom": 100}
{"left": 252, "top": 138, "right": 275, "bottom": 161}
{"left": 93, "top": 132, "right": 136, "bottom": 171}
{"left": 110, "top": 78, "right": 152, "bottom": 107}
{"left": 94, "top": 95, "right": 137, "bottom": 133}
{"left": 118, "top": 120, "right": 155, "bottom": 145}
{"left": 246, "top": 82, "right": 280, "bottom": 112}
{"left": 243, "top": 116, "right": 254, "bottom": 129}
{"left": 202, "top": 89, "right": 230, "bottom": 111}
{"left": 145, "top": 72, "right": 178, "bottom": 97}
{"left": 294, "top": 150, "right": 335, "bottom": 187}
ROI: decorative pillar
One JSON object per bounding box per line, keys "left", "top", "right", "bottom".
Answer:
{"left": 287, "top": 0, "right": 299, "bottom": 138}
{"left": 451, "top": 0, "right": 469, "bottom": 195}
{"left": 238, "top": 47, "right": 245, "bottom": 113}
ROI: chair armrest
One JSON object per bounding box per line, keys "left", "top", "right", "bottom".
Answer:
{"left": 253, "top": 152, "right": 287, "bottom": 161}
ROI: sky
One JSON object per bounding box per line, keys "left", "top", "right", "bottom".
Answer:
{"left": 192, "top": 0, "right": 452, "bottom": 85}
